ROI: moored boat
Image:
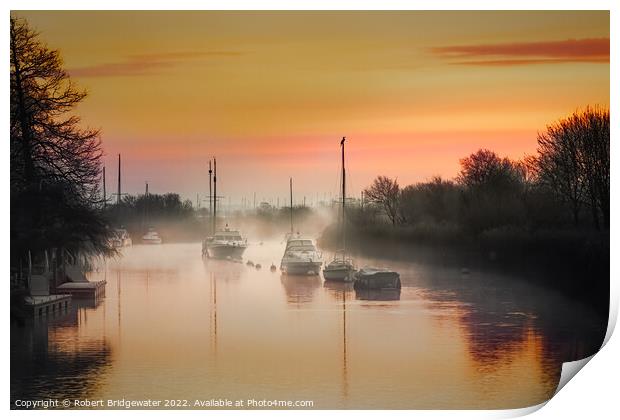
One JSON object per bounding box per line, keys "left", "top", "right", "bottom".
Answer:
{"left": 323, "top": 251, "right": 355, "bottom": 281}
{"left": 142, "top": 227, "right": 162, "bottom": 245}
{"left": 323, "top": 136, "right": 356, "bottom": 282}
{"left": 279, "top": 178, "right": 322, "bottom": 275}
{"left": 280, "top": 235, "right": 323, "bottom": 275}
{"left": 205, "top": 225, "right": 247, "bottom": 260}
{"left": 352, "top": 267, "right": 401, "bottom": 290}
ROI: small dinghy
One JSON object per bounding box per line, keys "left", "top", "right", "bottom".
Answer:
{"left": 353, "top": 267, "right": 401, "bottom": 290}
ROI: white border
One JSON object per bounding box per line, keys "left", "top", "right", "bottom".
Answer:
{"left": 3, "top": 2, "right": 616, "bottom": 420}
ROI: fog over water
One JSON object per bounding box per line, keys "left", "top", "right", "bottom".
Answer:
{"left": 11, "top": 231, "right": 605, "bottom": 409}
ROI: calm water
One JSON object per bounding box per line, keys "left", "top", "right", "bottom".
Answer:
{"left": 11, "top": 241, "right": 606, "bottom": 409}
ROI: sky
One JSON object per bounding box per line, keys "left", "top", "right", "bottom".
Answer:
{"left": 14, "top": 11, "right": 610, "bottom": 205}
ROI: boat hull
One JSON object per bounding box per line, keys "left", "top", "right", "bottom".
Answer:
{"left": 281, "top": 261, "right": 322, "bottom": 275}
{"left": 355, "top": 288, "right": 401, "bottom": 301}
{"left": 207, "top": 244, "right": 246, "bottom": 260}
{"left": 323, "top": 266, "right": 355, "bottom": 282}
{"left": 142, "top": 238, "right": 162, "bottom": 245}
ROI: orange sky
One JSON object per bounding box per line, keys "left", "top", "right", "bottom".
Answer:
{"left": 15, "top": 11, "right": 609, "bottom": 204}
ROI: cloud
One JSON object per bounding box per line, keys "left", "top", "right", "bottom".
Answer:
{"left": 431, "top": 38, "right": 609, "bottom": 66}
{"left": 68, "top": 50, "right": 244, "bottom": 77}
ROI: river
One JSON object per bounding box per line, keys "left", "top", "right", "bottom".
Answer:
{"left": 11, "top": 240, "right": 606, "bottom": 409}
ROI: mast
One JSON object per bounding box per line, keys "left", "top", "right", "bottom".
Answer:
{"left": 144, "top": 181, "right": 149, "bottom": 229}
{"left": 208, "top": 160, "right": 212, "bottom": 235}
{"left": 290, "top": 177, "right": 293, "bottom": 233}
{"left": 102, "top": 166, "right": 106, "bottom": 209}
{"left": 117, "top": 154, "right": 121, "bottom": 205}
{"left": 213, "top": 157, "right": 217, "bottom": 235}
{"left": 341, "top": 137, "right": 346, "bottom": 257}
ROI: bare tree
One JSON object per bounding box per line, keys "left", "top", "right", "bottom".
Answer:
{"left": 363, "top": 176, "right": 401, "bottom": 225}
{"left": 533, "top": 106, "right": 609, "bottom": 229}
{"left": 457, "top": 149, "right": 523, "bottom": 191}
{"left": 456, "top": 149, "right": 526, "bottom": 232}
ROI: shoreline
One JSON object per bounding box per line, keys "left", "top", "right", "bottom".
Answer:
{"left": 318, "top": 223, "right": 610, "bottom": 318}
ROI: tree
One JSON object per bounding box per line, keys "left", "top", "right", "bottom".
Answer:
{"left": 363, "top": 176, "right": 401, "bottom": 225}
{"left": 10, "top": 17, "right": 111, "bottom": 260}
{"left": 457, "top": 149, "right": 524, "bottom": 192}
{"left": 456, "top": 149, "right": 526, "bottom": 232}
{"left": 533, "top": 106, "right": 609, "bottom": 229}
{"left": 400, "top": 177, "right": 459, "bottom": 225}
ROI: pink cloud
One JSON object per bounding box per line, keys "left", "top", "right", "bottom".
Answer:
{"left": 68, "top": 50, "right": 244, "bottom": 77}
{"left": 431, "top": 38, "right": 609, "bottom": 66}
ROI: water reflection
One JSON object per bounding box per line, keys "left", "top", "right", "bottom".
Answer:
{"left": 11, "top": 298, "right": 111, "bottom": 407}
{"left": 323, "top": 281, "right": 353, "bottom": 401}
{"left": 280, "top": 275, "right": 321, "bottom": 305}
{"left": 210, "top": 271, "right": 218, "bottom": 357}
{"left": 10, "top": 242, "right": 606, "bottom": 409}
{"left": 355, "top": 289, "right": 401, "bottom": 301}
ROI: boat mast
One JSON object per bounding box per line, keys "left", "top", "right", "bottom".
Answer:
{"left": 102, "top": 166, "right": 106, "bottom": 209}
{"left": 341, "top": 136, "right": 346, "bottom": 258}
{"left": 290, "top": 177, "right": 293, "bottom": 234}
{"left": 208, "top": 160, "right": 212, "bottom": 235}
{"left": 213, "top": 157, "right": 217, "bottom": 235}
{"left": 117, "top": 154, "right": 121, "bottom": 205}
{"left": 144, "top": 181, "right": 149, "bottom": 230}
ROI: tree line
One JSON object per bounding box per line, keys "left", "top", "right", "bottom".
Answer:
{"left": 361, "top": 106, "right": 609, "bottom": 235}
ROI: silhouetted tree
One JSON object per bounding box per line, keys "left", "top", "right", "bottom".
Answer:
{"left": 457, "top": 149, "right": 526, "bottom": 232}
{"left": 533, "top": 106, "right": 609, "bottom": 229}
{"left": 11, "top": 17, "right": 102, "bottom": 201}
{"left": 400, "top": 176, "right": 460, "bottom": 225}
{"left": 10, "top": 17, "right": 110, "bottom": 260}
{"left": 457, "top": 149, "right": 524, "bottom": 191}
{"left": 363, "top": 176, "right": 401, "bottom": 225}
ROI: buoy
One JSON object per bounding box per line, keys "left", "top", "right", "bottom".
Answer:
{"left": 270, "top": 263, "right": 277, "bottom": 271}
{"left": 255, "top": 264, "right": 262, "bottom": 269}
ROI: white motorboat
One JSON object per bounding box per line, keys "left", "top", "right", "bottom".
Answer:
{"left": 280, "top": 235, "right": 323, "bottom": 275}
{"left": 204, "top": 225, "right": 247, "bottom": 260}
{"left": 142, "top": 227, "right": 163, "bottom": 245}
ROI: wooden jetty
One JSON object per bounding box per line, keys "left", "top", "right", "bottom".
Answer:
{"left": 23, "top": 294, "right": 71, "bottom": 318}
{"left": 52, "top": 280, "right": 106, "bottom": 300}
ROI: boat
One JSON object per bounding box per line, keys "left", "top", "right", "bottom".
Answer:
{"left": 201, "top": 158, "right": 248, "bottom": 260}
{"left": 280, "top": 235, "right": 323, "bottom": 275}
{"left": 111, "top": 228, "right": 132, "bottom": 248}
{"left": 323, "top": 252, "right": 355, "bottom": 281}
{"left": 323, "top": 137, "right": 355, "bottom": 282}
{"left": 140, "top": 182, "right": 162, "bottom": 244}
{"left": 205, "top": 225, "right": 248, "bottom": 260}
{"left": 352, "top": 267, "right": 401, "bottom": 290}
{"left": 142, "top": 227, "right": 163, "bottom": 244}
{"left": 279, "top": 178, "right": 322, "bottom": 275}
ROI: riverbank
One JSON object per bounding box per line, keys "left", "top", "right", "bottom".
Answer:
{"left": 318, "top": 222, "right": 609, "bottom": 318}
